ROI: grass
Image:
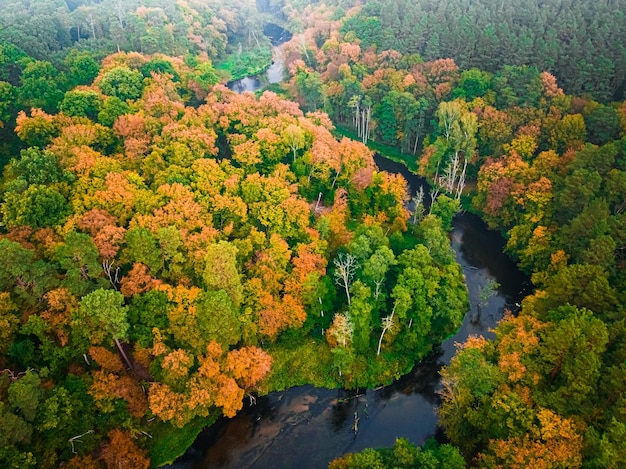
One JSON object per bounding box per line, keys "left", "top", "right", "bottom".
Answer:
{"left": 147, "top": 415, "right": 217, "bottom": 468}
{"left": 215, "top": 46, "right": 273, "bottom": 82}
{"left": 262, "top": 338, "right": 339, "bottom": 392}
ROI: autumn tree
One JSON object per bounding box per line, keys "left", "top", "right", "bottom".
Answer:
{"left": 99, "top": 429, "right": 149, "bottom": 469}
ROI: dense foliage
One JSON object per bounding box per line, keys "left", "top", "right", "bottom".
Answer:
{"left": 0, "top": 0, "right": 275, "bottom": 168}
{"left": 0, "top": 49, "right": 467, "bottom": 467}
{"left": 2, "top": 0, "right": 626, "bottom": 467}
{"left": 342, "top": 0, "right": 626, "bottom": 102}
{"left": 329, "top": 438, "right": 465, "bottom": 469}
{"left": 275, "top": 1, "right": 626, "bottom": 467}
{"left": 0, "top": 0, "right": 269, "bottom": 63}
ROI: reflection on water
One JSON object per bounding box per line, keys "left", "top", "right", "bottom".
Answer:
{"left": 172, "top": 158, "right": 531, "bottom": 468}
{"left": 267, "top": 51, "right": 284, "bottom": 84}
{"left": 228, "top": 77, "right": 262, "bottom": 93}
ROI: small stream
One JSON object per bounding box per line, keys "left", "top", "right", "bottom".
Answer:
{"left": 171, "top": 157, "right": 532, "bottom": 469}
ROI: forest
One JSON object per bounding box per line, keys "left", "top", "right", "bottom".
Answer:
{"left": 0, "top": 0, "right": 625, "bottom": 468}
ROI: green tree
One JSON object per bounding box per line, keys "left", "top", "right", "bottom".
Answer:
{"left": 453, "top": 67, "right": 493, "bottom": 101}
{"left": 0, "top": 80, "right": 15, "bottom": 127}
{"left": 123, "top": 227, "right": 162, "bottom": 274}
{"left": 64, "top": 50, "right": 100, "bottom": 87}
{"left": 202, "top": 241, "right": 243, "bottom": 308}
{"left": 361, "top": 245, "right": 395, "bottom": 300}
{"left": 8, "top": 370, "right": 43, "bottom": 423}
{"left": 0, "top": 239, "right": 58, "bottom": 306}
{"left": 98, "top": 66, "right": 144, "bottom": 101}
{"left": 348, "top": 281, "right": 374, "bottom": 353}
{"left": 430, "top": 194, "right": 460, "bottom": 231}
{"left": 60, "top": 89, "right": 103, "bottom": 120}
{"left": 584, "top": 104, "right": 620, "bottom": 146}
{"left": 5, "top": 147, "right": 68, "bottom": 186}
{"left": 97, "top": 95, "right": 130, "bottom": 127}
{"left": 19, "top": 60, "right": 65, "bottom": 112}
{"left": 1, "top": 184, "right": 69, "bottom": 229}
{"left": 55, "top": 231, "right": 104, "bottom": 296}
{"left": 72, "top": 288, "right": 129, "bottom": 348}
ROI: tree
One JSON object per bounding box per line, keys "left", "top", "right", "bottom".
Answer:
{"left": 123, "top": 227, "right": 162, "bottom": 274}
{"left": 361, "top": 246, "right": 395, "bottom": 300}
{"left": 202, "top": 241, "right": 243, "bottom": 307}
{"left": 0, "top": 238, "right": 58, "bottom": 306}
{"left": 8, "top": 370, "right": 43, "bottom": 423}
{"left": 0, "top": 292, "right": 20, "bottom": 354}
{"left": 438, "top": 304, "right": 607, "bottom": 465}
{"left": 120, "top": 263, "right": 160, "bottom": 297}
{"left": 55, "top": 231, "right": 104, "bottom": 296}
{"left": 377, "top": 306, "right": 395, "bottom": 356}
{"left": 348, "top": 281, "right": 374, "bottom": 353}
{"left": 14, "top": 109, "right": 60, "bottom": 148}
{"left": 329, "top": 438, "right": 465, "bottom": 468}
{"left": 19, "top": 60, "right": 65, "bottom": 112}
{"left": 550, "top": 114, "right": 586, "bottom": 153}
{"left": 2, "top": 184, "right": 69, "bottom": 229}
{"left": 98, "top": 66, "right": 144, "bottom": 101}
{"left": 72, "top": 288, "right": 130, "bottom": 368}
{"left": 430, "top": 194, "right": 460, "bottom": 231}
{"left": 454, "top": 67, "right": 492, "bottom": 100}
{"left": 5, "top": 147, "right": 68, "bottom": 187}
{"left": 282, "top": 123, "right": 306, "bottom": 161}
{"left": 0, "top": 81, "right": 15, "bottom": 128}
{"left": 98, "top": 96, "right": 130, "bottom": 127}
{"left": 60, "top": 89, "right": 103, "bottom": 120}
{"left": 99, "top": 429, "right": 149, "bottom": 469}
{"left": 584, "top": 104, "right": 620, "bottom": 146}
{"left": 65, "top": 50, "right": 100, "bottom": 87}
{"left": 167, "top": 288, "right": 241, "bottom": 353}
{"left": 525, "top": 264, "right": 617, "bottom": 317}
{"left": 333, "top": 252, "right": 357, "bottom": 305}
{"left": 327, "top": 312, "right": 353, "bottom": 348}
{"left": 226, "top": 346, "right": 273, "bottom": 391}
{"left": 0, "top": 401, "right": 33, "bottom": 449}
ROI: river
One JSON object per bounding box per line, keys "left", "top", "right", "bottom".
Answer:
{"left": 227, "top": 23, "right": 291, "bottom": 93}
{"left": 170, "top": 157, "right": 532, "bottom": 468}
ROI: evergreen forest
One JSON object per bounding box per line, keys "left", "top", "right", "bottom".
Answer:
{"left": 0, "top": 0, "right": 625, "bottom": 468}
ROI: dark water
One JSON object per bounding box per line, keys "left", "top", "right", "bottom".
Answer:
{"left": 263, "top": 24, "right": 293, "bottom": 47}
{"left": 170, "top": 157, "right": 531, "bottom": 469}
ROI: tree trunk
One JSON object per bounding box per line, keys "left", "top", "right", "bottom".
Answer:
{"left": 456, "top": 156, "right": 468, "bottom": 201}
{"left": 377, "top": 308, "right": 395, "bottom": 356}
{"left": 115, "top": 338, "right": 133, "bottom": 370}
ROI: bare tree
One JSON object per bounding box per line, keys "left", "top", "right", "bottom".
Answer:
{"left": 377, "top": 305, "right": 396, "bottom": 356}
{"left": 412, "top": 186, "right": 425, "bottom": 224}
{"left": 102, "top": 260, "right": 120, "bottom": 289}
{"left": 333, "top": 253, "right": 358, "bottom": 305}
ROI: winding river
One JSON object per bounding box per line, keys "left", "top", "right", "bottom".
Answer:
{"left": 171, "top": 15, "right": 534, "bottom": 467}
{"left": 227, "top": 23, "right": 291, "bottom": 93}
{"left": 170, "top": 155, "right": 532, "bottom": 468}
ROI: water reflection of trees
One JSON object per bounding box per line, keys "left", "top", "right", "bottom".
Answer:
{"left": 375, "top": 351, "right": 444, "bottom": 405}
{"left": 330, "top": 388, "right": 365, "bottom": 432}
